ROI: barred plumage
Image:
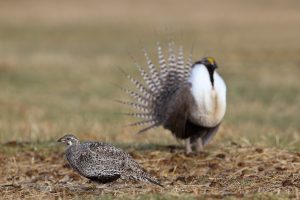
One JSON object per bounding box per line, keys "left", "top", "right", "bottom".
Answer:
{"left": 115, "top": 100, "right": 149, "bottom": 112}
{"left": 120, "top": 42, "right": 227, "bottom": 153}
{"left": 157, "top": 43, "right": 168, "bottom": 82}
{"left": 58, "top": 134, "right": 163, "bottom": 187}
{"left": 133, "top": 59, "right": 157, "bottom": 93}
{"left": 143, "top": 48, "right": 162, "bottom": 90}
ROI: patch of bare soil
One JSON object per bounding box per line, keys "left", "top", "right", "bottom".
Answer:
{"left": 1, "top": 142, "right": 300, "bottom": 199}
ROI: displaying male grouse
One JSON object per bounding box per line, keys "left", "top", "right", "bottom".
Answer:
{"left": 57, "top": 134, "right": 163, "bottom": 187}
{"left": 119, "top": 42, "right": 227, "bottom": 153}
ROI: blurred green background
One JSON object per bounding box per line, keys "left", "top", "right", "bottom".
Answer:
{"left": 0, "top": 0, "right": 299, "bottom": 149}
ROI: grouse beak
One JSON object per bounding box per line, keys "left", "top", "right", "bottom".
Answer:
{"left": 213, "top": 62, "right": 218, "bottom": 70}
{"left": 57, "top": 137, "right": 65, "bottom": 143}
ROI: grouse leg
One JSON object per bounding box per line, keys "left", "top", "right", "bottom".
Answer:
{"left": 195, "top": 137, "right": 204, "bottom": 152}
{"left": 185, "top": 138, "right": 192, "bottom": 154}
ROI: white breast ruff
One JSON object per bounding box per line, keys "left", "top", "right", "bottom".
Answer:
{"left": 188, "top": 64, "right": 227, "bottom": 127}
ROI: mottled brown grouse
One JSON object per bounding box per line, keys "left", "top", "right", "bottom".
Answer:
{"left": 58, "top": 134, "right": 162, "bottom": 187}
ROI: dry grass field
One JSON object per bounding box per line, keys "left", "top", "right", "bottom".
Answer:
{"left": 0, "top": 0, "right": 300, "bottom": 199}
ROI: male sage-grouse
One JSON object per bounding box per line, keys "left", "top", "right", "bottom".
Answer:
{"left": 119, "top": 42, "right": 226, "bottom": 153}
{"left": 57, "top": 134, "right": 163, "bottom": 187}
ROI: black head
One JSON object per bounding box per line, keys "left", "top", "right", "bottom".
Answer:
{"left": 193, "top": 57, "right": 218, "bottom": 86}
{"left": 57, "top": 134, "right": 79, "bottom": 146}
{"left": 200, "top": 57, "right": 218, "bottom": 69}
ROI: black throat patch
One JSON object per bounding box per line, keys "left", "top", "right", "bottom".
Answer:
{"left": 206, "top": 65, "right": 215, "bottom": 87}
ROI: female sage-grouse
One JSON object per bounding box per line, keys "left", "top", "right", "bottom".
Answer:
{"left": 119, "top": 42, "right": 227, "bottom": 153}
{"left": 57, "top": 134, "right": 163, "bottom": 187}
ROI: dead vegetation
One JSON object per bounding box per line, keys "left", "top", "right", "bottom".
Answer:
{"left": 1, "top": 142, "right": 300, "bottom": 199}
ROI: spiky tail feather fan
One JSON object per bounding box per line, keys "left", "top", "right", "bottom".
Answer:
{"left": 119, "top": 42, "right": 193, "bottom": 134}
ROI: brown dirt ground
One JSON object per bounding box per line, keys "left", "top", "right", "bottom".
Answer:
{"left": 1, "top": 142, "right": 300, "bottom": 199}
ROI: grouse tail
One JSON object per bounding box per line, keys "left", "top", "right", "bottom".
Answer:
{"left": 118, "top": 42, "right": 194, "bottom": 134}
